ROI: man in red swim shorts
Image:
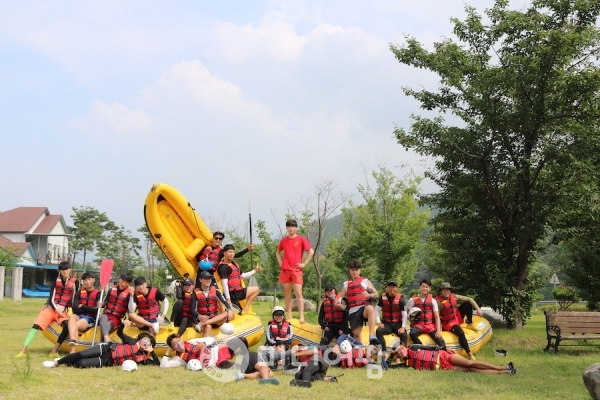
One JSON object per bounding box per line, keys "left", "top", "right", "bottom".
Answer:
{"left": 276, "top": 219, "right": 314, "bottom": 324}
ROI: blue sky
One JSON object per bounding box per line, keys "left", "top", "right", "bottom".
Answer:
{"left": 0, "top": 0, "right": 529, "bottom": 241}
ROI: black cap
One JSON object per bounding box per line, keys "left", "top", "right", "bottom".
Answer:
{"left": 387, "top": 280, "right": 398, "bottom": 287}
{"left": 324, "top": 283, "right": 336, "bottom": 291}
{"left": 182, "top": 278, "right": 194, "bottom": 286}
{"left": 198, "top": 271, "right": 212, "bottom": 280}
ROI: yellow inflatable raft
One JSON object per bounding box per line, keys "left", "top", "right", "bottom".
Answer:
{"left": 41, "top": 313, "right": 265, "bottom": 357}
{"left": 144, "top": 182, "right": 213, "bottom": 281}
{"left": 288, "top": 316, "right": 492, "bottom": 357}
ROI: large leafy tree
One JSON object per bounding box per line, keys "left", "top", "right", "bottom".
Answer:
{"left": 333, "top": 167, "right": 429, "bottom": 287}
{"left": 70, "top": 206, "right": 114, "bottom": 272}
{"left": 96, "top": 225, "right": 143, "bottom": 277}
{"left": 391, "top": 0, "right": 600, "bottom": 327}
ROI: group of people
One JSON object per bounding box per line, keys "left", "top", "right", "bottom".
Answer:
{"left": 17, "top": 220, "right": 517, "bottom": 387}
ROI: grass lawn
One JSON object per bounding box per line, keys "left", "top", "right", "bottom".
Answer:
{"left": 1, "top": 298, "right": 597, "bottom": 400}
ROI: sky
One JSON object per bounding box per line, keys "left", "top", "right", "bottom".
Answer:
{"left": 0, "top": 0, "right": 531, "bottom": 243}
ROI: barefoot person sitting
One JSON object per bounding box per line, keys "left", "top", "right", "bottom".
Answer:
{"left": 62, "top": 272, "right": 101, "bottom": 354}
{"left": 217, "top": 244, "right": 261, "bottom": 315}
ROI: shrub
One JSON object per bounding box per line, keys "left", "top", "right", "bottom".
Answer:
{"left": 551, "top": 286, "right": 581, "bottom": 311}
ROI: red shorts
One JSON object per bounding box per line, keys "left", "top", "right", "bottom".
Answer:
{"left": 278, "top": 268, "right": 303, "bottom": 284}
{"left": 106, "top": 314, "right": 123, "bottom": 330}
{"left": 442, "top": 322, "right": 459, "bottom": 332}
{"left": 413, "top": 323, "right": 437, "bottom": 335}
{"left": 34, "top": 306, "right": 67, "bottom": 330}
{"left": 439, "top": 351, "right": 454, "bottom": 370}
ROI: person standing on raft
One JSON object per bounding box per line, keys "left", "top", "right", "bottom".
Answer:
{"left": 276, "top": 219, "right": 314, "bottom": 324}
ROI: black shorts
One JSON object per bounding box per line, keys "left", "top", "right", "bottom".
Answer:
{"left": 230, "top": 288, "right": 247, "bottom": 303}
{"left": 349, "top": 307, "right": 367, "bottom": 330}
{"left": 244, "top": 352, "right": 260, "bottom": 374}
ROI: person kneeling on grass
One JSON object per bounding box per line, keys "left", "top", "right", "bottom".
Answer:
{"left": 161, "top": 333, "right": 280, "bottom": 385}
{"left": 393, "top": 343, "right": 517, "bottom": 375}
{"left": 42, "top": 330, "right": 159, "bottom": 368}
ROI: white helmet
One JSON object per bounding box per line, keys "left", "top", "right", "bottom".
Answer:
{"left": 121, "top": 360, "right": 137, "bottom": 372}
{"left": 187, "top": 359, "right": 202, "bottom": 371}
{"left": 408, "top": 307, "right": 422, "bottom": 319}
{"left": 220, "top": 322, "right": 235, "bottom": 335}
{"left": 272, "top": 306, "right": 285, "bottom": 317}
{"left": 339, "top": 340, "right": 352, "bottom": 354}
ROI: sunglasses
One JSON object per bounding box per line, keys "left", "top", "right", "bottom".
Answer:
{"left": 214, "top": 237, "right": 224, "bottom": 240}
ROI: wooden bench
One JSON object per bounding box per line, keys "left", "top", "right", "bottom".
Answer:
{"left": 544, "top": 311, "right": 600, "bottom": 354}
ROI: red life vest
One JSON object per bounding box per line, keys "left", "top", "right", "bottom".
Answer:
{"left": 346, "top": 277, "right": 370, "bottom": 308}
{"left": 198, "top": 344, "right": 233, "bottom": 368}
{"left": 323, "top": 295, "right": 345, "bottom": 325}
{"left": 104, "top": 286, "right": 131, "bottom": 319}
{"left": 79, "top": 288, "right": 100, "bottom": 318}
{"left": 179, "top": 341, "right": 203, "bottom": 362}
{"left": 412, "top": 294, "right": 435, "bottom": 325}
{"left": 199, "top": 246, "right": 221, "bottom": 272}
{"left": 135, "top": 287, "right": 160, "bottom": 320}
{"left": 53, "top": 276, "right": 77, "bottom": 308}
{"left": 181, "top": 292, "right": 194, "bottom": 319}
{"left": 339, "top": 348, "right": 369, "bottom": 368}
{"left": 298, "top": 347, "right": 323, "bottom": 364}
{"left": 221, "top": 261, "right": 243, "bottom": 292}
{"left": 268, "top": 320, "right": 290, "bottom": 341}
{"left": 381, "top": 293, "right": 403, "bottom": 323}
{"left": 195, "top": 287, "right": 219, "bottom": 318}
{"left": 434, "top": 294, "right": 460, "bottom": 327}
{"left": 110, "top": 342, "right": 149, "bottom": 365}
{"left": 407, "top": 348, "right": 440, "bottom": 371}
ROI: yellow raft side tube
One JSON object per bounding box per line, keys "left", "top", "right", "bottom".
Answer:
{"left": 144, "top": 183, "right": 212, "bottom": 280}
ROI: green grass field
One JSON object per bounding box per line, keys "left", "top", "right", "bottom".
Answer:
{"left": 1, "top": 298, "right": 597, "bottom": 400}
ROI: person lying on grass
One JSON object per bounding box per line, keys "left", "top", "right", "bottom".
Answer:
{"left": 42, "top": 330, "right": 159, "bottom": 368}
{"left": 393, "top": 343, "right": 517, "bottom": 374}
{"left": 161, "top": 333, "right": 280, "bottom": 384}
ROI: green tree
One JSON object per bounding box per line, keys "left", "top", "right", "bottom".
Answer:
{"left": 334, "top": 167, "right": 429, "bottom": 287}
{"left": 70, "top": 207, "right": 113, "bottom": 272}
{"left": 96, "top": 225, "right": 143, "bottom": 277}
{"left": 391, "top": 0, "right": 600, "bottom": 327}
{"left": 0, "top": 245, "right": 20, "bottom": 271}
{"left": 255, "top": 220, "right": 281, "bottom": 306}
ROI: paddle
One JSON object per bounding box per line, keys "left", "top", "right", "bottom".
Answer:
{"left": 91, "top": 259, "right": 114, "bottom": 345}
{"left": 248, "top": 191, "right": 253, "bottom": 268}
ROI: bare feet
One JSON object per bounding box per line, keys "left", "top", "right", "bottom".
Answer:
{"left": 299, "top": 318, "right": 306, "bottom": 324}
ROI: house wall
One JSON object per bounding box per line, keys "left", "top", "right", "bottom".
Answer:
{"left": 1, "top": 233, "right": 26, "bottom": 242}
{"left": 47, "top": 223, "right": 70, "bottom": 263}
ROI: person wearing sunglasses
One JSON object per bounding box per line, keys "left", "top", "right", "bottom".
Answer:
{"left": 196, "top": 231, "right": 254, "bottom": 275}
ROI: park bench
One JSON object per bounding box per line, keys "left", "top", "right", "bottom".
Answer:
{"left": 544, "top": 311, "right": 600, "bottom": 354}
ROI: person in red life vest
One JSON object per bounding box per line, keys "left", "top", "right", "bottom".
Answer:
{"left": 129, "top": 276, "right": 170, "bottom": 336}
{"left": 331, "top": 335, "right": 377, "bottom": 369}
{"left": 195, "top": 231, "right": 254, "bottom": 287}
{"left": 97, "top": 272, "right": 135, "bottom": 343}
{"left": 193, "top": 271, "right": 234, "bottom": 337}
{"left": 393, "top": 343, "right": 517, "bottom": 375}
{"left": 42, "top": 330, "right": 159, "bottom": 369}
{"left": 375, "top": 280, "right": 407, "bottom": 369}
{"left": 318, "top": 283, "right": 349, "bottom": 345}
{"left": 338, "top": 260, "right": 379, "bottom": 345}
{"left": 405, "top": 279, "right": 446, "bottom": 349}
{"left": 161, "top": 334, "right": 280, "bottom": 385}
{"left": 434, "top": 282, "right": 482, "bottom": 360}
{"left": 217, "top": 244, "right": 261, "bottom": 315}
{"left": 260, "top": 306, "right": 293, "bottom": 350}
{"left": 276, "top": 219, "right": 314, "bottom": 324}
{"left": 437, "top": 281, "right": 483, "bottom": 328}
{"left": 55, "top": 272, "right": 101, "bottom": 354}
{"left": 16, "top": 261, "right": 78, "bottom": 358}
{"left": 170, "top": 278, "right": 199, "bottom": 336}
